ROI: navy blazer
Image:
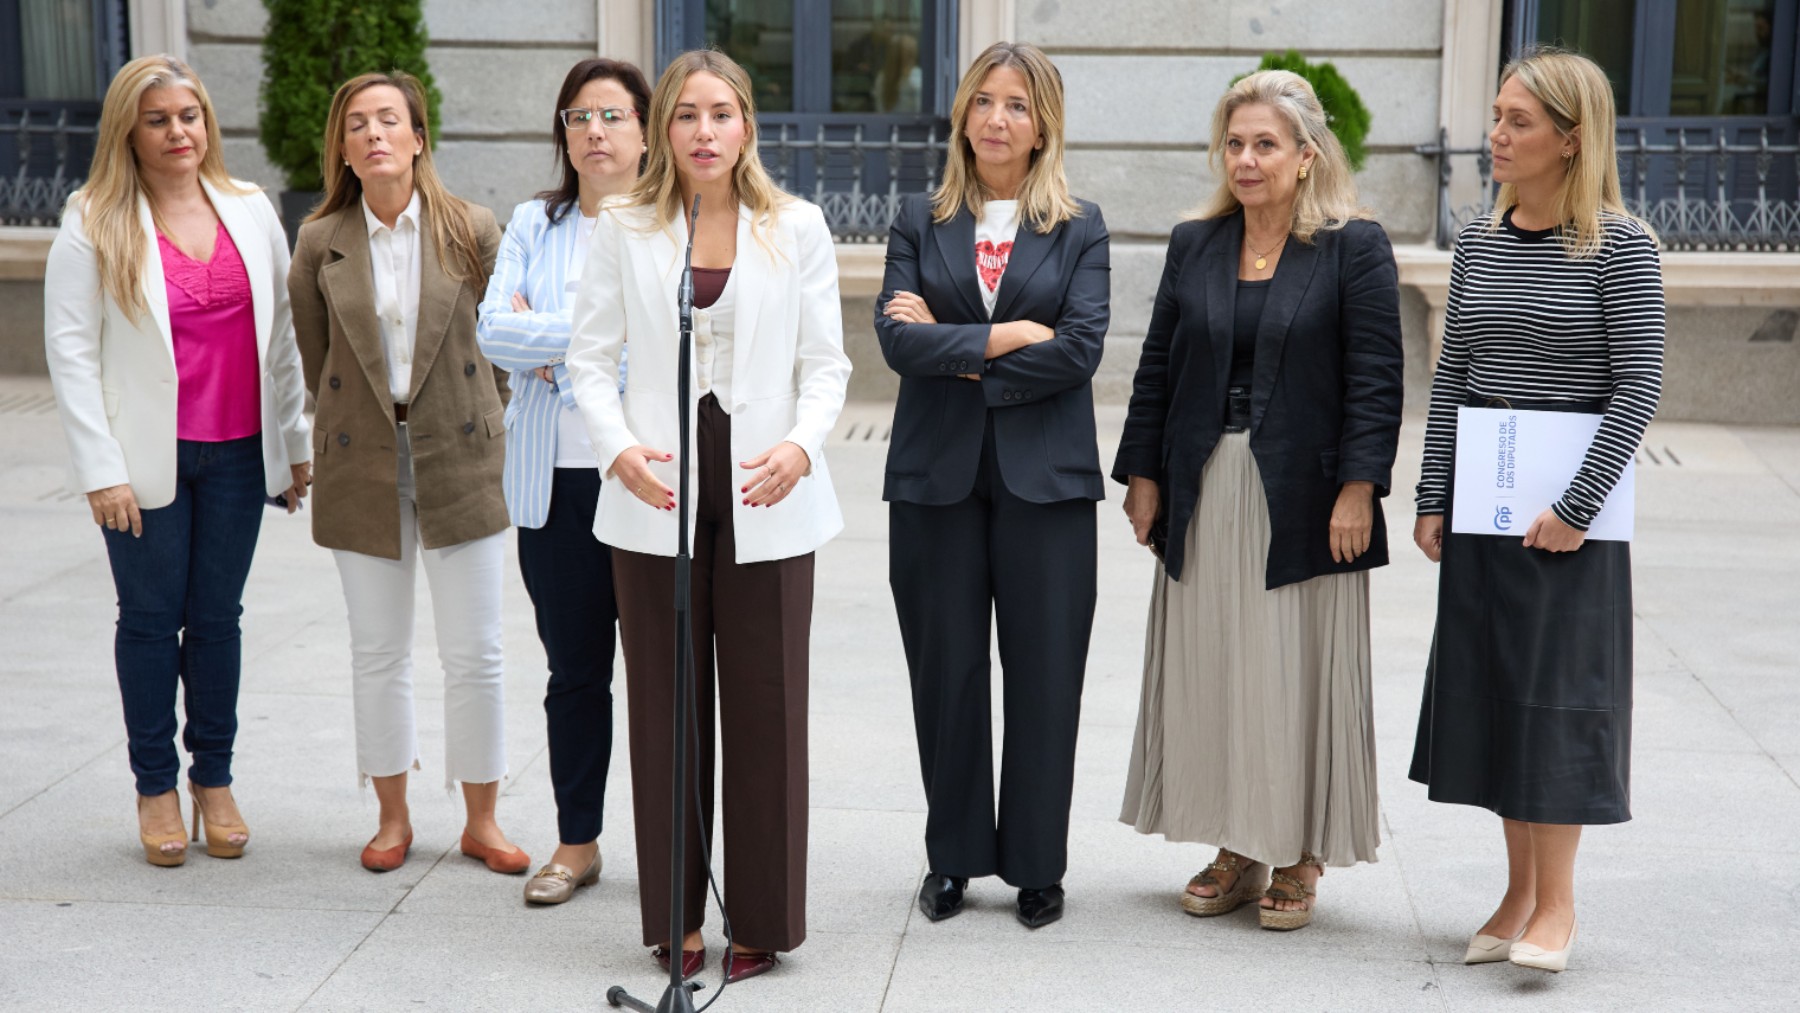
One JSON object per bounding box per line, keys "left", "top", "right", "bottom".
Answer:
{"left": 875, "top": 193, "right": 1110, "bottom": 505}
{"left": 1111, "top": 211, "right": 1404, "bottom": 588}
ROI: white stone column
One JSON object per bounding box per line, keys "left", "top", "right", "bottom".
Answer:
{"left": 960, "top": 0, "right": 1016, "bottom": 68}
{"left": 129, "top": 0, "right": 187, "bottom": 61}
{"left": 597, "top": 0, "right": 654, "bottom": 68}
{"left": 1438, "top": 0, "right": 1503, "bottom": 214}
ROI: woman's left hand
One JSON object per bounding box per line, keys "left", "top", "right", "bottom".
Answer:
{"left": 1329, "top": 481, "right": 1375, "bottom": 564}
{"left": 1522, "top": 508, "right": 1586, "bottom": 552}
{"left": 281, "top": 462, "right": 312, "bottom": 515}
{"left": 883, "top": 290, "right": 937, "bottom": 325}
{"left": 740, "top": 441, "right": 811, "bottom": 508}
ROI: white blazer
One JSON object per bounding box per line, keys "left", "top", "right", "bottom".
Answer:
{"left": 44, "top": 179, "right": 312, "bottom": 509}
{"left": 567, "top": 198, "right": 851, "bottom": 563}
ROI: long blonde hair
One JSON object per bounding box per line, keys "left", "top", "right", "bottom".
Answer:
{"left": 931, "top": 42, "right": 1079, "bottom": 233}
{"left": 1189, "top": 70, "right": 1367, "bottom": 242}
{"left": 309, "top": 71, "right": 487, "bottom": 285}
{"left": 1487, "top": 46, "right": 1650, "bottom": 259}
{"left": 71, "top": 54, "right": 248, "bottom": 318}
{"left": 622, "top": 50, "right": 791, "bottom": 251}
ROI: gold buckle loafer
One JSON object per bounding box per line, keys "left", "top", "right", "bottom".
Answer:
{"left": 523, "top": 854, "right": 601, "bottom": 905}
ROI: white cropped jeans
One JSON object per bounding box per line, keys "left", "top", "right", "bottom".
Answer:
{"left": 331, "top": 425, "right": 507, "bottom": 788}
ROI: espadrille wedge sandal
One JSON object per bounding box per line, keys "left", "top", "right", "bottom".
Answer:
{"left": 1180, "top": 850, "right": 1269, "bottom": 917}
{"left": 1258, "top": 852, "right": 1323, "bottom": 931}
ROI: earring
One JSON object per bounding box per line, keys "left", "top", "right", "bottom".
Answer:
{"left": 1298, "top": 165, "right": 1309, "bottom": 180}
{"left": 1562, "top": 150, "right": 1573, "bottom": 159}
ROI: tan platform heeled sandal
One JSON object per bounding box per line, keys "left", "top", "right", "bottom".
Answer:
{"left": 1259, "top": 851, "right": 1323, "bottom": 931}
{"left": 189, "top": 782, "right": 249, "bottom": 858}
{"left": 1180, "top": 850, "right": 1268, "bottom": 917}
{"left": 137, "top": 791, "right": 187, "bottom": 867}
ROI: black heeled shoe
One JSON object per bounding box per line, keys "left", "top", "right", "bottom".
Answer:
{"left": 1016, "top": 884, "right": 1065, "bottom": 928}
{"left": 917, "top": 872, "right": 968, "bottom": 922}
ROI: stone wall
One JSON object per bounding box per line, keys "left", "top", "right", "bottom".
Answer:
{"left": 14, "top": 2, "right": 1787, "bottom": 424}
{"left": 187, "top": 0, "right": 599, "bottom": 216}
{"left": 180, "top": 0, "right": 1449, "bottom": 404}
{"left": 1014, "top": 0, "right": 1447, "bottom": 402}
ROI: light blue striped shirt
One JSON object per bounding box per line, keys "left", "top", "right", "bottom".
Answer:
{"left": 476, "top": 199, "right": 626, "bottom": 529}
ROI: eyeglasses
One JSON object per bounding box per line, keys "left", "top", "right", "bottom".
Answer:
{"left": 560, "top": 107, "right": 637, "bottom": 130}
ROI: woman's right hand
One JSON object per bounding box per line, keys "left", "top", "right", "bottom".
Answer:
{"left": 882, "top": 290, "right": 937, "bottom": 325}
{"left": 610, "top": 446, "right": 676, "bottom": 511}
{"left": 87, "top": 484, "right": 142, "bottom": 538}
{"left": 1413, "top": 514, "right": 1444, "bottom": 563}
{"left": 1124, "top": 476, "right": 1160, "bottom": 547}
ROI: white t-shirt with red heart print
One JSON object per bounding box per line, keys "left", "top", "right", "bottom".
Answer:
{"left": 974, "top": 199, "right": 1020, "bottom": 318}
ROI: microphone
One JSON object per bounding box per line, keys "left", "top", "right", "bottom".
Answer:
{"left": 678, "top": 194, "right": 701, "bottom": 334}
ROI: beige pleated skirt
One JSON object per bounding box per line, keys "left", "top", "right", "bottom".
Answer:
{"left": 1119, "top": 433, "right": 1380, "bottom": 868}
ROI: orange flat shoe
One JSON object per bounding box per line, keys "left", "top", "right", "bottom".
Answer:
{"left": 460, "top": 830, "right": 530, "bottom": 874}
{"left": 361, "top": 830, "right": 412, "bottom": 872}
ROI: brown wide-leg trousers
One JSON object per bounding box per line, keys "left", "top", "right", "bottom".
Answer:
{"left": 612, "top": 394, "right": 813, "bottom": 953}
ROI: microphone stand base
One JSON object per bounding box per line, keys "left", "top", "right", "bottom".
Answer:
{"left": 605, "top": 980, "right": 703, "bottom": 1013}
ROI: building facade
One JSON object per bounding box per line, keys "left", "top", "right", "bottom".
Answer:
{"left": 3, "top": 0, "right": 1796, "bottom": 419}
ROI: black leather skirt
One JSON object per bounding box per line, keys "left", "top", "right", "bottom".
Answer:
{"left": 1407, "top": 397, "right": 1633, "bottom": 825}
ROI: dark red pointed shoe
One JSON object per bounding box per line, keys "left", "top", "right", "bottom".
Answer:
{"left": 722, "top": 949, "right": 780, "bottom": 983}
{"left": 652, "top": 946, "right": 707, "bottom": 979}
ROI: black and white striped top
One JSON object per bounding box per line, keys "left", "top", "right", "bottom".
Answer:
{"left": 1416, "top": 210, "right": 1665, "bottom": 529}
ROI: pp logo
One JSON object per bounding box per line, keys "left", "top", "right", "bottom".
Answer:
{"left": 1493, "top": 505, "right": 1513, "bottom": 532}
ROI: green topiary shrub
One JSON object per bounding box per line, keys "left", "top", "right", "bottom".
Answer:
{"left": 258, "top": 0, "right": 443, "bottom": 192}
{"left": 1234, "top": 50, "right": 1372, "bottom": 172}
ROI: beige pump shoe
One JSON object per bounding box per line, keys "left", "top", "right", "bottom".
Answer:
{"left": 1464, "top": 930, "right": 1522, "bottom": 964}
{"left": 1510, "top": 919, "right": 1577, "bottom": 972}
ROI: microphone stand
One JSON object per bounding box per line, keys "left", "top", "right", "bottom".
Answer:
{"left": 608, "top": 195, "right": 705, "bottom": 1013}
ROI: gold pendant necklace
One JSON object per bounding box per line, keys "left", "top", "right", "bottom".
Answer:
{"left": 1247, "top": 234, "right": 1281, "bottom": 271}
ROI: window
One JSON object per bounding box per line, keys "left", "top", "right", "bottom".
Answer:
{"left": 1511, "top": 0, "right": 1797, "bottom": 118}
{"left": 0, "top": 0, "right": 129, "bottom": 104}
{"left": 0, "top": 0, "right": 126, "bottom": 224}
{"left": 1509, "top": 0, "right": 1799, "bottom": 245}
{"left": 658, "top": 0, "right": 956, "bottom": 238}
{"left": 661, "top": 0, "right": 951, "bottom": 117}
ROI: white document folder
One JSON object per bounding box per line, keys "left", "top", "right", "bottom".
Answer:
{"left": 1451, "top": 406, "right": 1635, "bottom": 542}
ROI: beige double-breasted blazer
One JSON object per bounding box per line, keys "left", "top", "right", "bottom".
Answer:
{"left": 287, "top": 198, "right": 508, "bottom": 559}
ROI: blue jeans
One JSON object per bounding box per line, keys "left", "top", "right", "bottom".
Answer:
{"left": 102, "top": 436, "right": 266, "bottom": 796}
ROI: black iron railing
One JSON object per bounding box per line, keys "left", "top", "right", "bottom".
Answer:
{"left": 761, "top": 115, "right": 950, "bottom": 242}
{"left": 1, "top": 102, "right": 100, "bottom": 226}
{"left": 5, "top": 104, "right": 949, "bottom": 238}
{"left": 1417, "top": 123, "right": 1800, "bottom": 251}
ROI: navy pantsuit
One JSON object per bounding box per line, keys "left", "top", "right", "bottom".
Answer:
{"left": 876, "top": 193, "right": 1110, "bottom": 888}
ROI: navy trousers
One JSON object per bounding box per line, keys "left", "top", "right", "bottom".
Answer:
{"left": 517, "top": 467, "right": 618, "bottom": 845}
{"left": 889, "top": 422, "right": 1098, "bottom": 890}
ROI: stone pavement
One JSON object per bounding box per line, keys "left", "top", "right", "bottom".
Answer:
{"left": 1, "top": 374, "right": 1796, "bottom": 1012}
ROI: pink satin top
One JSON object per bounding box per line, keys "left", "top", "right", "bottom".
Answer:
{"left": 158, "top": 222, "right": 261, "bottom": 441}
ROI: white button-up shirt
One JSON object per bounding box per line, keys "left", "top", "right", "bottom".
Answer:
{"left": 363, "top": 192, "right": 423, "bottom": 403}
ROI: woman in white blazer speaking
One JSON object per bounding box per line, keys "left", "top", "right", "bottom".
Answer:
{"left": 566, "top": 49, "right": 850, "bottom": 985}
{"left": 43, "top": 55, "right": 311, "bottom": 868}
